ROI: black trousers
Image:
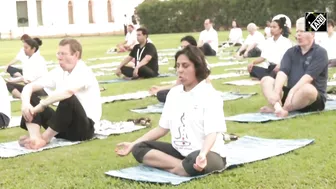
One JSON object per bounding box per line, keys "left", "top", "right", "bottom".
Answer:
{"left": 239, "top": 47, "right": 262, "bottom": 57}
{"left": 250, "top": 63, "right": 277, "bottom": 80}
{"left": 7, "top": 66, "right": 22, "bottom": 77}
{"left": 200, "top": 43, "right": 216, "bottom": 56}
{"left": 0, "top": 113, "right": 10, "bottom": 129}
{"left": 132, "top": 141, "right": 226, "bottom": 176}
{"left": 157, "top": 89, "right": 170, "bottom": 103}
{"left": 20, "top": 95, "right": 95, "bottom": 141}
{"left": 222, "top": 42, "right": 242, "bottom": 46}
{"left": 6, "top": 83, "right": 48, "bottom": 97}
{"left": 121, "top": 66, "right": 158, "bottom": 79}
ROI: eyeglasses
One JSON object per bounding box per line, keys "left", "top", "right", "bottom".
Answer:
{"left": 56, "top": 52, "right": 70, "bottom": 57}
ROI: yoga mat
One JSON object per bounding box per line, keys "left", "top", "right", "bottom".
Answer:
{"left": 130, "top": 92, "right": 257, "bottom": 114}
{"left": 225, "top": 100, "right": 336, "bottom": 123}
{"left": 89, "top": 62, "right": 120, "bottom": 69}
{"left": 223, "top": 79, "right": 260, "bottom": 86}
{"left": 101, "top": 91, "right": 153, "bottom": 104}
{"left": 157, "top": 48, "right": 179, "bottom": 52}
{"left": 327, "top": 81, "right": 336, "bottom": 86}
{"left": 88, "top": 56, "right": 126, "bottom": 61}
{"left": 224, "top": 67, "right": 246, "bottom": 71}
{"left": 208, "top": 61, "right": 248, "bottom": 68}
{"left": 160, "top": 72, "right": 247, "bottom": 85}
{"left": 99, "top": 73, "right": 176, "bottom": 84}
{"left": 94, "top": 120, "right": 146, "bottom": 139}
{"left": 0, "top": 120, "right": 146, "bottom": 158}
{"left": 94, "top": 72, "right": 114, "bottom": 77}
{"left": 105, "top": 136, "right": 314, "bottom": 185}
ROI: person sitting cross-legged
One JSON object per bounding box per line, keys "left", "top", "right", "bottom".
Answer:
{"left": 247, "top": 17, "right": 292, "bottom": 80}
{"left": 116, "top": 45, "right": 227, "bottom": 177}
{"left": 19, "top": 38, "right": 102, "bottom": 149}
{"left": 236, "top": 23, "right": 265, "bottom": 58}
{"left": 0, "top": 76, "right": 11, "bottom": 129}
{"left": 259, "top": 17, "right": 328, "bottom": 118}
{"left": 115, "top": 27, "right": 159, "bottom": 80}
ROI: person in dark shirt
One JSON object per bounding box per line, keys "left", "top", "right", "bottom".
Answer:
{"left": 259, "top": 17, "right": 328, "bottom": 118}
{"left": 115, "top": 27, "right": 159, "bottom": 79}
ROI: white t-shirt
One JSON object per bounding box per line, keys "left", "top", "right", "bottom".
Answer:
{"left": 264, "top": 27, "right": 271, "bottom": 39}
{"left": 35, "top": 60, "right": 102, "bottom": 123}
{"left": 244, "top": 31, "right": 265, "bottom": 48}
{"left": 159, "top": 80, "right": 227, "bottom": 157}
{"left": 22, "top": 52, "right": 48, "bottom": 82}
{"left": 0, "top": 76, "right": 11, "bottom": 119}
{"left": 125, "top": 30, "right": 137, "bottom": 46}
{"left": 199, "top": 27, "right": 219, "bottom": 53}
{"left": 320, "top": 32, "right": 336, "bottom": 60}
{"left": 261, "top": 35, "right": 292, "bottom": 65}
{"left": 229, "top": 28, "right": 243, "bottom": 44}
{"left": 315, "top": 32, "right": 328, "bottom": 45}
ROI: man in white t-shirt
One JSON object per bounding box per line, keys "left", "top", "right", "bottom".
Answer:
{"left": 198, "top": 19, "right": 218, "bottom": 56}
{"left": 236, "top": 23, "right": 265, "bottom": 58}
{"left": 116, "top": 46, "right": 226, "bottom": 177}
{"left": 19, "top": 38, "right": 102, "bottom": 150}
{"left": 116, "top": 25, "right": 137, "bottom": 52}
{"left": 0, "top": 76, "right": 11, "bottom": 129}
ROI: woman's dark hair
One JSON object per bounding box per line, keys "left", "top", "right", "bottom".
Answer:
{"left": 24, "top": 38, "right": 42, "bottom": 52}
{"left": 174, "top": 45, "right": 210, "bottom": 82}
{"left": 273, "top": 17, "right": 290, "bottom": 38}
{"left": 180, "top": 35, "right": 197, "bottom": 46}
{"left": 20, "top": 34, "right": 31, "bottom": 41}
{"left": 232, "top": 19, "right": 239, "bottom": 27}
{"left": 328, "top": 19, "right": 335, "bottom": 27}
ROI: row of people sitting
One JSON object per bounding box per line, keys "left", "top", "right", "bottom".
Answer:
{"left": 0, "top": 17, "right": 331, "bottom": 178}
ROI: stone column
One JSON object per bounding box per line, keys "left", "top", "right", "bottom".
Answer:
{"left": 27, "top": 0, "right": 38, "bottom": 27}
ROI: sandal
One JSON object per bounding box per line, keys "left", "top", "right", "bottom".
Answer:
{"left": 127, "top": 117, "right": 152, "bottom": 127}
{"left": 223, "top": 133, "right": 239, "bottom": 141}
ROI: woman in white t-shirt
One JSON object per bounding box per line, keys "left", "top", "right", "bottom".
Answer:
{"left": 6, "top": 38, "right": 48, "bottom": 99}
{"left": 320, "top": 19, "right": 336, "bottom": 67}
{"left": 222, "top": 20, "right": 243, "bottom": 47}
{"left": 248, "top": 17, "right": 292, "bottom": 80}
{"left": 5, "top": 34, "right": 40, "bottom": 77}
{"left": 0, "top": 76, "right": 11, "bottom": 129}
{"left": 264, "top": 21, "right": 271, "bottom": 39}
{"left": 116, "top": 45, "right": 227, "bottom": 177}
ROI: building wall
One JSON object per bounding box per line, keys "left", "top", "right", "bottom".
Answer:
{"left": 0, "top": 0, "right": 144, "bottom": 39}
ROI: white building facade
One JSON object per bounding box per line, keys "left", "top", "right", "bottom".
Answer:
{"left": 0, "top": 0, "right": 143, "bottom": 39}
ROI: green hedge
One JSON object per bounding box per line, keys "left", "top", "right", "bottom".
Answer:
{"left": 137, "top": 0, "right": 335, "bottom": 34}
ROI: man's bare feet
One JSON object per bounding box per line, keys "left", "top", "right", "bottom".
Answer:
{"left": 260, "top": 106, "right": 275, "bottom": 113}
{"left": 122, "top": 76, "right": 132, "bottom": 80}
{"left": 24, "top": 138, "right": 47, "bottom": 150}
{"left": 18, "top": 135, "right": 29, "bottom": 147}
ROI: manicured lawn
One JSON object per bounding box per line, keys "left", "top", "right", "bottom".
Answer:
{"left": 0, "top": 31, "right": 335, "bottom": 189}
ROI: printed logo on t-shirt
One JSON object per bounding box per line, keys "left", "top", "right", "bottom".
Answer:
{"left": 173, "top": 113, "right": 191, "bottom": 148}
{"left": 305, "top": 56, "right": 312, "bottom": 65}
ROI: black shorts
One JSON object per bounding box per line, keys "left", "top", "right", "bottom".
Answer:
{"left": 281, "top": 86, "right": 325, "bottom": 112}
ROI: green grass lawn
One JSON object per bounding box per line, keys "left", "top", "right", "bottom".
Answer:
{"left": 0, "top": 31, "right": 336, "bottom": 189}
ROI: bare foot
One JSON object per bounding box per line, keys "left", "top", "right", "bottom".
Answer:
{"left": 24, "top": 138, "right": 47, "bottom": 150}
{"left": 275, "top": 108, "right": 289, "bottom": 118}
{"left": 122, "top": 76, "right": 132, "bottom": 80}
{"left": 260, "top": 106, "right": 275, "bottom": 113}
{"left": 18, "top": 135, "right": 29, "bottom": 147}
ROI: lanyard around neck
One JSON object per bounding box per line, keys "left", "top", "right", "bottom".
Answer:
{"left": 136, "top": 46, "right": 146, "bottom": 64}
